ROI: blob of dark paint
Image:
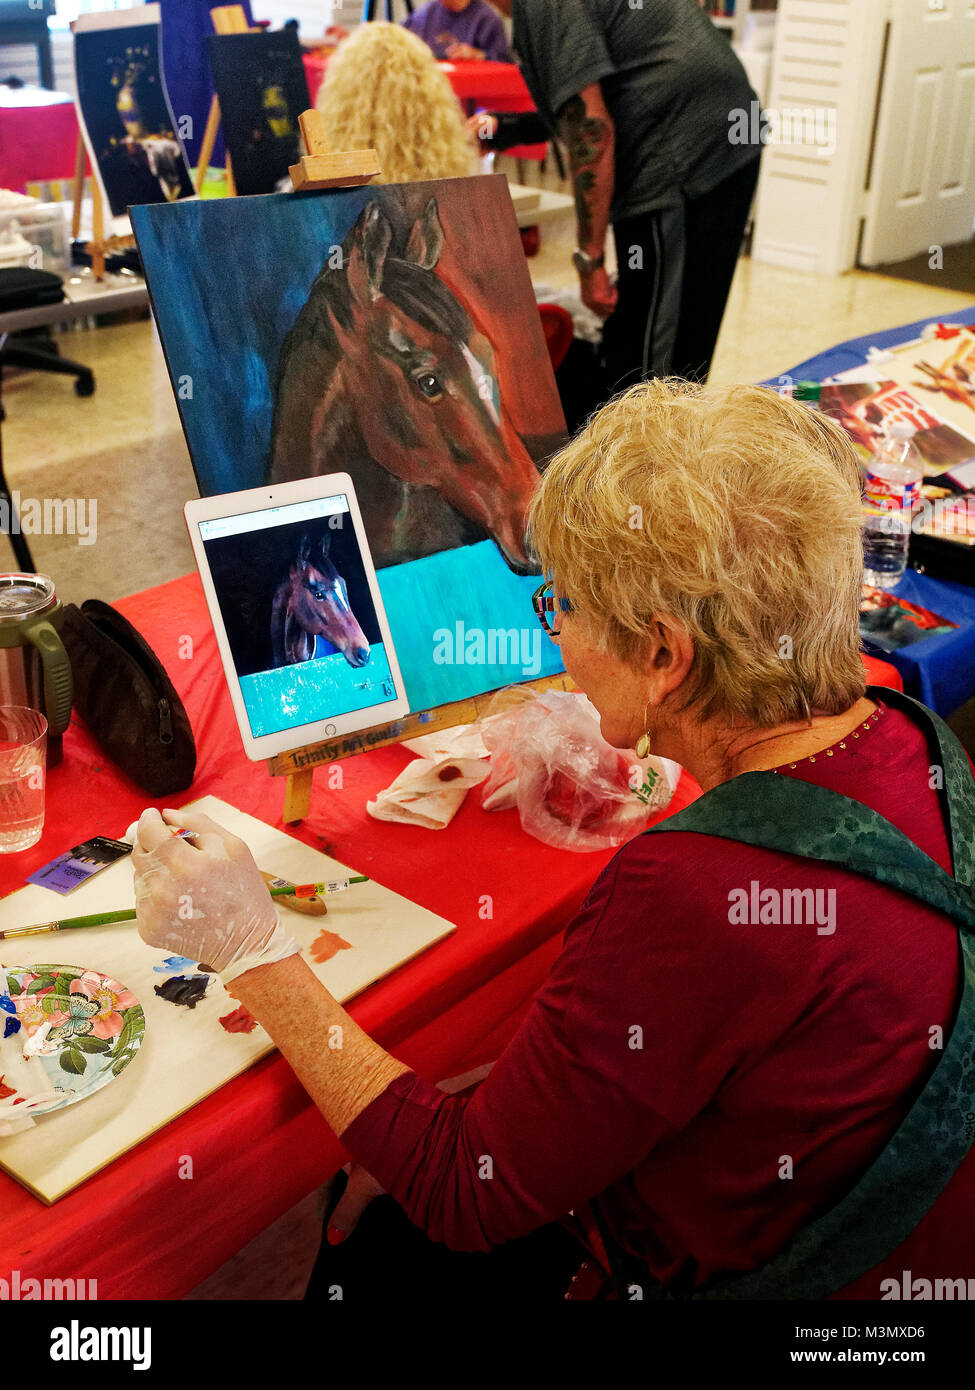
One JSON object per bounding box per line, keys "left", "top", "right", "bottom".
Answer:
{"left": 438, "top": 764, "right": 462, "bottom": 782}
{"left": 154, "top": 974, "right": 210, "bottom": 1009}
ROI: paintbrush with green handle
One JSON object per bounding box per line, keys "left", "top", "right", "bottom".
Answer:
{"left": 0, "top": 877, "right": 370, "bottom": 940}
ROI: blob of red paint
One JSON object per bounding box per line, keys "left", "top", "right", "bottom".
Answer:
{"left": 0, "top": 1075, "right": 15, "bottom": 1100}
{"left": 310, "top": 929, "right": 353, "bottom": 964}
{"left": 219, "top": 1006, "right": 258, "bottom": 1034}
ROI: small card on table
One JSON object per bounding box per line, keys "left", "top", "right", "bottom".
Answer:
{"left": 26, "top": 837, "right": 133, "bottom": 895}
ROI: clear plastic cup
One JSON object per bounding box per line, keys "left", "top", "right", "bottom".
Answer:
{"left": 0, "top": 706, "right": 47, "bottom": 852}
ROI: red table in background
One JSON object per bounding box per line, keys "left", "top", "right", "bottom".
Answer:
{"left": 302, "top": 53, "right": 549, "bottom": 163}
{"left": 0, "top": 88, "right": 85, "bottom": 191}
{"left": 0, "top": 573, "right": 903, "bottom": 1298}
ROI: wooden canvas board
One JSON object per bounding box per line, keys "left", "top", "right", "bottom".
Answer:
{"left": 131, "top": 177, "right": 568, "bottom": 732}
{"left": 0, "top": 796, "right": 455, "bottom": 1204}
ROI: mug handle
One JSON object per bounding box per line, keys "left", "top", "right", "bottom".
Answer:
{"left": 23, "top": 619, "right": 73, "bottom": 737}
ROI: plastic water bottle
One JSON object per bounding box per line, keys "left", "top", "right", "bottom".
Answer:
{"left": 861, "top": 422, "right": 923, "bottom": 589}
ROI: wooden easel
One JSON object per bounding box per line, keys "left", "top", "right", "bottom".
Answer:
{"left": 195, "top": 4, "right": 254, "bottom": 195}
{"left": 271, "top": 673, "right": 577, "bottom": 823}
{"left": 264, "top": 110, "right": 558, "bottom": 821}
{"left": 288, "top": 109, "right": 380, "bottom": 191}
{"left": 69, "top": 134, "right": 135, "bottom": 281}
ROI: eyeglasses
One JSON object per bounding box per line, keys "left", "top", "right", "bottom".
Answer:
{"left": 532, "top": 579, "right": 573, "bottom": 637}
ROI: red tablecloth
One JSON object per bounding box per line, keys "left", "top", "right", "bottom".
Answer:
{"left": 0, "top": 91, "right": 85, "bottom": 192}
{"left": 302, "top": 54, "right": 549, "bottom": 163}
{"left": 0, "top": 575, "right": 905, "bottom": 1298}
{"left": 0, "top": 572, "right": 703, "bottom": 1299}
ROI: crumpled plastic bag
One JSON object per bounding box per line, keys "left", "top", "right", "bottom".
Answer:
{"left": 478, "top": 687, "right": 678, "bottom": 851}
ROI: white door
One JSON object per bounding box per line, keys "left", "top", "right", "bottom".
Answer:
{"left": 860, "top": 0, "right": 975, "bottom": 265}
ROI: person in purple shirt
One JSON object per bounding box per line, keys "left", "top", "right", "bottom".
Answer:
{"left": 403, "top": 0, "right": 512, "bottom": 63}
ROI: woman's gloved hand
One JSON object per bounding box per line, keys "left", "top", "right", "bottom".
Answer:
{"left": 130, "top": 807, "right": 300, "bottom": 986}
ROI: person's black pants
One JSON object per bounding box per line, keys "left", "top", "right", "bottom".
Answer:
{"left": 603, "top": 156, "right": 761, "bottom": 393}
{"left": 304, "top": 1169, "right": 586, "bottom": 1303}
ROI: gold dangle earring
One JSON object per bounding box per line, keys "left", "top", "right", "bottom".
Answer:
{"left": 634, "top": 698, "right": 653, "bottom": 759}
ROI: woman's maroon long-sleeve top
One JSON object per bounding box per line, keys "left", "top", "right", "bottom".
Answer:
{"left": 341, "top": 702, "right": 961, "bottom": 1287}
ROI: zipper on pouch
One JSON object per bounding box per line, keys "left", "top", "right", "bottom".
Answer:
{"left": 158, "top": 697, "right": 174, "bottom": 753}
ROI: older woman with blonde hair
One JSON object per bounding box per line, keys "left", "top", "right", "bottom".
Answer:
{"left": 316, "top": 23, "right": 476, "bottom": 186}
{"left": 130, "top": 382, "right": 974, "bottom": 1301}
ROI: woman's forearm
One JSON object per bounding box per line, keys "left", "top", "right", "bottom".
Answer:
{"left": 231, "top": 954, "right": 410, "bottom": 1135}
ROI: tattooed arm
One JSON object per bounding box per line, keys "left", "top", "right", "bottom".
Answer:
{"left": 558, "top": 83, "right": 617, "bottom": 319}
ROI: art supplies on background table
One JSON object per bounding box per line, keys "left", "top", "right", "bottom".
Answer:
{"left": 0, "top": 795, "right": 455, "bottom": 1203}
{"left": 819, "top": 380, "right": 975, "bottom": 489}
{"left": 820, "top": 324, "right": 975, "bottom": 488}
{"left": 859, "top": 587, "right": 960, "bottom": 654}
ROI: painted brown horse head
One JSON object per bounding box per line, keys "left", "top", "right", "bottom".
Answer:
{"left": 272, "top": 198, "right": 541, "bottom": 574}
{"left": 271, "top": 531, "right": 370, "bottom": 668}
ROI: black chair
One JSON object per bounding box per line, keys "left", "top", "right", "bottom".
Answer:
{"left": 0, "top": 268, "right": 96, "bottom": 570}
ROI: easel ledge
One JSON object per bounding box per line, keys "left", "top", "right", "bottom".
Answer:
{"left": 269, "top": 673, "right": 577, "bottom": 823}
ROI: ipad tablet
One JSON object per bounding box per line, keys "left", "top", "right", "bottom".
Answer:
{"left": 184, "top": 475, "right": 409, "bottom": 761}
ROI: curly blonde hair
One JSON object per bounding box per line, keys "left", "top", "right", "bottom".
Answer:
{"left": 529, "top": 380, "right": 867, "bottom": 728}
{"left": 316, "top": 23, "right": 476, "bottom": 185}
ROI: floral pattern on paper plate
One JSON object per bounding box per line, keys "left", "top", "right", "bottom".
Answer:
{"left": 2, "top": 963, "right": 145, "bottom": 1111}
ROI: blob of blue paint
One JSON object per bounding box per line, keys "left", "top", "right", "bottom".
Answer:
{"left": 0, "top": 992, "right": 15, "bottom": 1014}
{"left": 3, "top": 1016, "right": 19, "bottom": 1038}
{"left": 153, "top": 955, "right": 197, "bottom": 974}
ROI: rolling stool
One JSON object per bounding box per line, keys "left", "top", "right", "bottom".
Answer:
{"left": 0, "top": 267, "right": 96, "bottom": 571}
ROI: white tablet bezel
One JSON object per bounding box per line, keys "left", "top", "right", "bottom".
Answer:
{"left": 184, "top": 473, "right": 410, "bottom": 762}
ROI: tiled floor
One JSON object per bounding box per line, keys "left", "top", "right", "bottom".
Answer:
{"left": 3, "top": 172, "right": 972, "bottom": 1298}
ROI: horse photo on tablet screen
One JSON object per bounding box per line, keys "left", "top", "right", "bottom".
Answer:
{"left": 270, "top": 198, "right": 541, "bottom": 575}
{"left": 271, "top": 532, "right": 371, "bottom": 669}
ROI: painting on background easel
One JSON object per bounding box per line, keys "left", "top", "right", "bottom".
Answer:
{"left": 131, "top": 161, "right": 570, "bottom": 816}
{"left": 207, "top": 26, "right": 311, "bottom": 196}
{"left": 72, "top": 3, "right": 194, "bottom": 245}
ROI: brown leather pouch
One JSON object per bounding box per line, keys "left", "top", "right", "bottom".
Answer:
{"left": 59, "top": 599, "right": 196, "bottom": 797}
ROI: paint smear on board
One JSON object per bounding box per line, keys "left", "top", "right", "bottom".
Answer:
{"left": 310, "top": 929, "right": 352, "bottom": 964}
{"left": 154, "top": 975, "right": 210, "bottom": 1009}
{"left": 219, "top": 1006, "right": 257, "bottom": 1034}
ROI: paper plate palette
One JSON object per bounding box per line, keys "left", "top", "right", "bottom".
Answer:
{"left": 1, "top": 964, "right": 145, "bottom": 1114}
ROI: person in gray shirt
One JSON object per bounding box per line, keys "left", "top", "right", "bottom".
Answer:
{"left": 476, "top": 0, "right": 761, "bottom": 399}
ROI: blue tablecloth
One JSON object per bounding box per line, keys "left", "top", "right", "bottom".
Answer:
{"left": 778, "top": 307, "right": 975, "bottom": 718}
{"left": 860, "top": 572, "right": 975, "bottom": 717}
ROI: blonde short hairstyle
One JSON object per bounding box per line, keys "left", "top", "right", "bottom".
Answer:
{"left": 529, "top": 380, "right": 867, "bottom": 727}
{"left": 316, "top": 23, "right": 476, "bottom": 186}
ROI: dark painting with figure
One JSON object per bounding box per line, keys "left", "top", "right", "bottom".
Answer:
{"left": 74, "top": 11, "right": 194, "bottom": 221}
{"left": 207, "top": 29, "right": 310, "bottom": 197}
{"left": 132, "top": 177, "right": 567, "bottom": 711}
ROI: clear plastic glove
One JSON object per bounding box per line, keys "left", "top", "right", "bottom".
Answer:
{"left": 130, "top": 808, "right": 300, "bottom": 986}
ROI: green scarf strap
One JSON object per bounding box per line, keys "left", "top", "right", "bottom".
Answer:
{"left": 642, "top": 687, "right": 975, "bottom": 1300}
